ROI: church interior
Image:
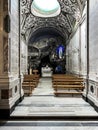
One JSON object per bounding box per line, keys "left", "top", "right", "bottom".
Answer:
{"left": 1, "top": 0, "right": 98, "bottom": 129}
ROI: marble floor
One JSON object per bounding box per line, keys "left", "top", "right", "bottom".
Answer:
{"left": 11, "top": 77, "right": 98, "bottom": 117}
{"left": 32, "top": 77, "right": 54, "bottom": 96}
{"left": 1, "top": 121, "right": 98, "bottom": 130}
{"left": 1, "top": 77, "right": 98, "bottom": 129}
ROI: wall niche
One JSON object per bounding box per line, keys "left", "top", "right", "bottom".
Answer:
{"left": 3, "top": 15, "right": 10, "bottom": 33}
{"left": 15, "top": 86, "right": 18, "bottom": 93}
{"left": 90, "top": 85, "right": 94, "bottom": 93}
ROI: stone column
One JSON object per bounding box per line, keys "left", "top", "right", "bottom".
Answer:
{"left": 0, "top": 0, "right": 12, "bottom": 118}
{"left": 86, "top": 0, "right": 98, "bottom": 111}
{"left": 0, "top": 0, "right": 25, "bottom": 118}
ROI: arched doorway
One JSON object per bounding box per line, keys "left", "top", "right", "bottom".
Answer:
{"left": 27, "top": 27, "right": 66, "bottom": 76}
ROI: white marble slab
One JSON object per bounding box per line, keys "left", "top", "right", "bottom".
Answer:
{"left": 1, "top": 121, "right": 98, "bottom": 130}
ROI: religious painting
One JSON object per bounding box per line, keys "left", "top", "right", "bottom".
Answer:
{"left": 56, "top": 45, "right": 65, "bottom": 59}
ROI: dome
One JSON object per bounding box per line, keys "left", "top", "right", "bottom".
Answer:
{"left": 31, "top": 0, "right": 61, "bottom": 17}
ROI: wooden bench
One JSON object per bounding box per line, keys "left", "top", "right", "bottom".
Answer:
{"left": 22, "top": 74, "right": 40, "bottom": 96}
{"left": 22, "top": 79, "right": 35, "bottom": 96}
{"left": 52, "top": 74, "right": 84, "bottom": 97}
{"left": 24, "top": 75, "right": 39, "bottom": 86}
{"left": 54, "top": 91, "right": 83, "bottom": 97}
{"left": 52, "top": 74, "right": 78, "bottom": 79}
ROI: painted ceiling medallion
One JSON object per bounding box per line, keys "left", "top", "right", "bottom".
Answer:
{"left": 31, "top": 0, "right": 61, "bottom": 17}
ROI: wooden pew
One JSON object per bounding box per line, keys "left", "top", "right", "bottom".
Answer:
{"left": 22, "top": 74, "right": 40, "bottom": 96}
{"left": 22, "top": 79, "right": 34, "bottom": 96}
{"left": 52, "top": 74, "right": 84, "bottom": 97}
{"left": 52, "top": 74, "right": 78, "bottom": 79}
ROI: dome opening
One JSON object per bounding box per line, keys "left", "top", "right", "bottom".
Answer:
{"left": 31, "top": 0, "right": 61, "bottom": 17}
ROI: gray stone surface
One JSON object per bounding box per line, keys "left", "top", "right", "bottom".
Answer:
{"left": 1, "top": 121, "right": 98, "bottom": 130}
{"left": 11, "top": 78, "right": 98, "bottom": 116}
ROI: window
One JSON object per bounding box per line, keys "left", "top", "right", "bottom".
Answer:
{"left": 31, "top": 0, "right": 61, "bottom": 17}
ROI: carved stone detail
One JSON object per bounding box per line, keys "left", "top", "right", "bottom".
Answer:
{"left": 3, "top": 36, "right": 8, "bottom": 72}
{"left": 20, "top": 0, "right": 86, "bottom": 69}
{"left": 20, "top": 0, "right": 86, "bottom": 41}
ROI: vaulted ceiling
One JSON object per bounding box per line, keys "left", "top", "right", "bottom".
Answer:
{"left": 20, "top": 0, "right": 86, "bottom": 43}
{"left": 20, "top": 0, "right": 86, "bottom": 68}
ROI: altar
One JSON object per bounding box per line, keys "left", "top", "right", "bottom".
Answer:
{"left": 41, "top": 67, "right": 52, "bottom": 77}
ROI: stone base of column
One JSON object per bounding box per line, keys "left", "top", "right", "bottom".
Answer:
{"left": 0, "top": 74, "right": 24, "bottom": 119}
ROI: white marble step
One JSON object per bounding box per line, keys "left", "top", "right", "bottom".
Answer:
{"left": 1, "top": 121, "right": 98, "bottom": 130}
{"left": 11, "top": 78, "right": 98, "bottom": 117}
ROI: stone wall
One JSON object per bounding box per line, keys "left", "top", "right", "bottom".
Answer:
{"left": 7, "top": 0, "right": 21, "bottom": 109}
{"left": 66, "top": 4, "right": 87, "bottom": 98}
{"left": 0, "top": 0, "right": 27, "bottom": 117}
{"left": 87, "top": 0, "right": 98, "bottom": 107}
{"left": 0, "top": 0, "right": 9, "bottom": 75}
{"left": 0, "top": 0, "right": 3, "bottom": 74}
{"left": 20, "top": 39, "right": 28, "bottom": 74}
{"left": 89, "top": 0, "right": 98, "bottom": 79}
{"left": 66, "top": 28, "right": 80, "bottom": 75}
{"left": 0, "top": 0, "right": 28, "bottom": 115}
{"left": 10, "top": 0, "right": 19, "bottom": 74}
{"left": 66, "top": 1, "right": 98, "bottom": 109}
{"left": 66, "top": 4, "right": 87, "bottom": 77}
{"left": 20, "top": 1, "right": 28, "bottom": 75}
{"left": 80, "top": 19, "right": 87, "bottom": 76}
{"left": 0, "top": 0, "right": 10, "bottom": 111}
{"left": 66, "top": 22, "right": 87, "bottom": 77}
